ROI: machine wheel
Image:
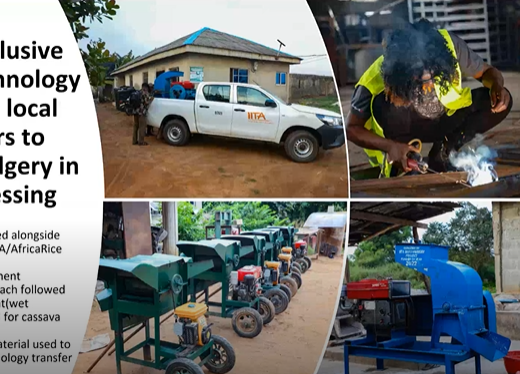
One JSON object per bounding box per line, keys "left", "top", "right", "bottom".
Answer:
{"left": 264, "top": 288, "right": 289, "bottom": 314}
{"left": 162, "top": 119, "right": 190, "bottom": 146}
{"left": 291, "top": 272, "right": 303, "bottom": 289}
{"left": 231, "top": 307, "right": 263, "bottom": 338}
{"left": 165, "top": 358, "right": 204, "bottom": 374}
{"left": 284, "top": 130, "right": 319, "bottom": 163}
{"left": 257, "top": 296, "right": 276, "bottom": 325}
{"left": 203, "top": 335, "right": 236, "bottom": 374}
{"left": 303, "top": 256, "right": 312, "bottom": 270}
{"left": 291, "top": 262, "right": 302, "bottom": 273}
{"left": 280, "top": 276, "right": 298, "bottom": 296}
{"left": 291, "top": 267, "right": 302, "bottom": 277}
{"left": 279, "top": 284, "right": 293, "bottom": 302}
{"left": 298, "top": 259, "right": 308, "bottom": 274}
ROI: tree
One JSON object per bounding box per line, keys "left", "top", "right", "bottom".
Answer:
{"left": 423, "top": 202, "right": 494, "bottom": 283}
{"left": 177, "top": 202, "right": 205, "bottom": 242}
{"left": 60, "top": 0, "right": 119, "bottom": 43}
{"left": 354, "top": 227, "right": 413, "bottom": 268}
{"left": 202, "top": 202, "right": 289, "bottom": 231}
{"left": 84, "top": 39, "right": 115, "bottom": 87}
{"left": 265, "top": 202, "right": 348, "bottom": 226}
{"left": 113, "top": 51, "right": 135, "bottom": 69}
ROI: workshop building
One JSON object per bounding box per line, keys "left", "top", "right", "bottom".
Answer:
{"left": 111, "top": 27, "right": 302, "bottom": 101}
{"left": 493, "top": 202, "right": 520, "bottom": 294}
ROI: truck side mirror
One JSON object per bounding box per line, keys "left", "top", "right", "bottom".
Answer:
{"left": 265, "top": 99, "right": 277, "bottom": 108}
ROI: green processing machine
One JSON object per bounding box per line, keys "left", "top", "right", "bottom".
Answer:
{"left": 96, "top": 254, "right": 236, "bottom": 374}
{"left": 177, "top": 239, "right": 274, "bottom": 338}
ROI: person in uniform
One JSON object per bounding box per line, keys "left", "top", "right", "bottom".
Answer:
{"left": 132, "top": 83, "right": 154, "bottom": 146}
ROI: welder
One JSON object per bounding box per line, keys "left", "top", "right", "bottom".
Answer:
{"left": 347, "top": 19, "right": 512, "bottom": 177}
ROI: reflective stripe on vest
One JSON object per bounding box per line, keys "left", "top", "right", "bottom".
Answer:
{"left": 357, "top": 29, "right": 473, "bottom": 177}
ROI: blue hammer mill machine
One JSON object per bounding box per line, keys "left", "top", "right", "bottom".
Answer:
{"left": 95, "top": 254, "right": 236, "bottom": 374}
{"left": 154, "top": 71, "right": 196, "bottom": 100}
{"left": 344, "top": 243, "right": 511, "bottom": 374}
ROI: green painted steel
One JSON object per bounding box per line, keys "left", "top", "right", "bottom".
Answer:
{"left": 177, "top": 239, "right": 260, "bottom": 318}
{"left": 268, "top": 226, "right": 296, "bottom": 247}
{"left": 96, "top": 254, "right": 215, "bottom": 374}
{"left": 221, "top": 234, "right": 266, "bottom": 267}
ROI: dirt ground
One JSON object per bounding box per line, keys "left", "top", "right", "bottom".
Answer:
{"left": 74, "top": 255, "right": 344, "bottom": 374}
{"left": 97, "top": 104, "right": 349, "bottom": 198}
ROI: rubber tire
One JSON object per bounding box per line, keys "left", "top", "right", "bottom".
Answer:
{"left": 257, "top": 296, "right": 276, "bottom": 325}
{"left": 203, "top": 335, "right": 236, "bottom": 374}
{"left": 291, "top": 271, "right": 303, "bottom": 289}
{"left": 162, "top": 118, "right": 190, "bottom": 146}
{"left": 278, "top": 284, "right": 293, "bottom": 302}
{"left": 281, "top": 276, "right": 298, "bottom": 297}
{"left": 231, "top": 307, "right": 263, "bottom": 338}
{"left": 303, "top": 256, "right": 312, "bottom": 270}
{"left": 264, "top": 288, "right": 289, "bottom": 314}
{"left": 165, "top": 358, "right": 204, "bottom": 374}
{"left": 284, "top": 130, "right": 319, "bottom": 163}
{"left": 298, "top": 259, "right": 308, "bottom": 274}
{"left": 291, "top": 262, "right": 302, "bottom": 273}
{"left": 292, "top": 266, "right": 302, "bottom": 276}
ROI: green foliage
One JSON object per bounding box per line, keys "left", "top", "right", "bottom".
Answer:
{"left": 113, "top": 51, "right": 135, "bottom": 69}
{"left": 177, "top": 202, "right": 205, "bottom": 242}
{"left": 354, "top": 227, "right": 412, "bottom": 268}
{"left": 202, "top": 202, "right": 289, "bottom": 231}
{"left": 350, "top": 262, "right": 425, "bottom": 289}
{"left": 265, "top": 202, "right": 348, "bottom": 226}
{"left": 423, "top": 202, "right": 494, "bottom": 281}
{"left": 60, "top": 0, "right": 119, "bottom": 42}
{"left": 84, "top": 39, "right": 115, "bottom": 87}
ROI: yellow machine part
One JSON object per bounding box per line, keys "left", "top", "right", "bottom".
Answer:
{"left": 197, "top": 315, "right": 210, "bottom": 346}
{"left": 281, "top": 247, "right": 293, "bottom": 254}
{"left": 278, "top": 253, "right": 292, "bottom": 262}
{"left": 175, "top": 302, "right": 208, "bottom": 320}
{"left": 265, "top": 261, "right": 281, "bottom": 270}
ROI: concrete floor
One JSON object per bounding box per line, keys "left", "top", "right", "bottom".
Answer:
{"left": 317, "top": 340, "right": 520, "bottom": 374}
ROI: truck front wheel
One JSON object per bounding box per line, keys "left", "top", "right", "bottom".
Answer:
{"left": 162, "top": 119, "right": 190, "bottom": 146}
{"left": 284, "top": 130, "right": 319, "bottom": 163}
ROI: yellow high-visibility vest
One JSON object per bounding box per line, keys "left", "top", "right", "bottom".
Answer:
{"left": 357, "top": 29, "right": 473, "bottom": 177}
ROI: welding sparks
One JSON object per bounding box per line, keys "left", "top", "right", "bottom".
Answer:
{"left": 449, "top": 145, "right": 498, "bottom": 187}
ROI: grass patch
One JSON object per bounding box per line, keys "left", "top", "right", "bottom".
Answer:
{"left": 350, "top": 263, "right": 426, "bottom": 289}
{"left": 296, "top": 96, "right": 341, "bottom": 114}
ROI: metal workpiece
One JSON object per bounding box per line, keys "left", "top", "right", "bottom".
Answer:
{"left": 344, "top": 243, "right": 511, "bottom": 374}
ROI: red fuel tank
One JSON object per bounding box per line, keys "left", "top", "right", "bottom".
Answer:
{"left": 237, "top": 266, "right": 262, "bottom": 282}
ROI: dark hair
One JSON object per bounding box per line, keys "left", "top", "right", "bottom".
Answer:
{"left": 142, "top": 83, "right": 150, "bottom": 90}
{"left": 381, "top": 19, "right": 458, "bottom": 104}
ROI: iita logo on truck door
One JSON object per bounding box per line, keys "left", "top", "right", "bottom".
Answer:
{"left": 248, "top": 112, "right": 272, "bottom": 124}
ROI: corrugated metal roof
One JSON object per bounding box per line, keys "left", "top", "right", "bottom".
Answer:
{"left": 349, "top": 202, "right": 460, "bottom": 246}
{"left": 303, "top": 212, "right": 348, "bottom": 229}
{"left": 113, "top": 27, "right": 301, "bottom": 74}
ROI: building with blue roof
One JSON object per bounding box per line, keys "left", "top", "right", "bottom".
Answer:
{"left": 111, "top": 27, "right": 302, "bottom": 100}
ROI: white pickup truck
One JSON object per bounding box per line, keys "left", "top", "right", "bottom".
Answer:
{"left": 146, "top": 82, "right": 345, "bottom": 163}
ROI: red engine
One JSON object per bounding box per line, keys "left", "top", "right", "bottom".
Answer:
{"left": 347, "top": 279, "right": 411, "bottom": 300}
{"left": 170, "top": 81, "right": 195, "bottom": 90}
{"left": 294, "top": 240, "right": 306, "bottom": 249}
{"left": 237, "top": 266, "right": 262, "bottom": 282}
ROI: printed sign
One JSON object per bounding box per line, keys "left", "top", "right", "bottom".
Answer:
{"left": 190, "top": 67, "right": 204, "bottom": 83}
{"left": 396, "top": 245, "right": 426, "bottom": 268}
{"left": 247, "top": 112, "right": 272, "bottom": 124}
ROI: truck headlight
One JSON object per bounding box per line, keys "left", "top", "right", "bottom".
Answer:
{"left": 316, "top": 114, "right": 343, "bottom": 127}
